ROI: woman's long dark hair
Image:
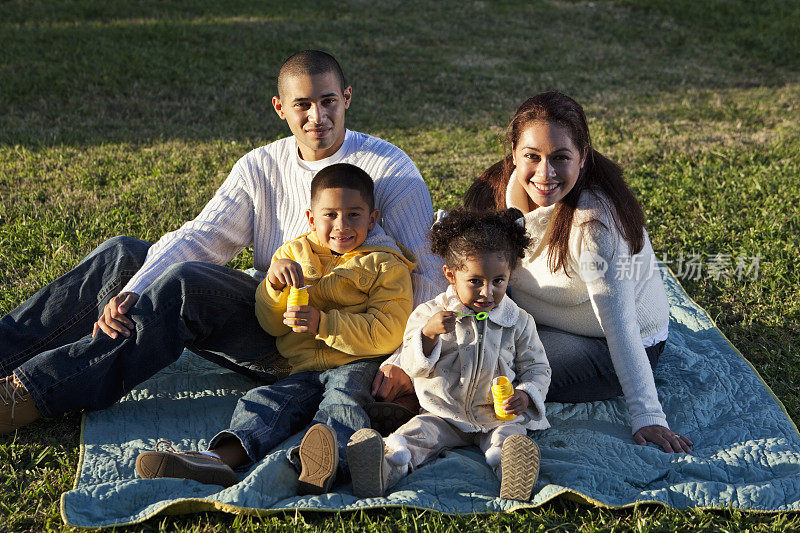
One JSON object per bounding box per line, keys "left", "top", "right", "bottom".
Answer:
{"left": 464, "top": 91, "right": 645, "bottom": 274}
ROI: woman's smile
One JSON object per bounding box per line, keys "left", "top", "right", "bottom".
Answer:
{"left": 513, "top": 121, "right": 585, "bottom": 207}
{"left": 531, "top": 181, "right": 560, "bottom": 193}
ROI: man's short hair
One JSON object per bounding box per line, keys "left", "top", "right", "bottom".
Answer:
{"left": 277, "top": 50, "right": 346, "bottom": 97}
{"left": 310, "top": 163, "right": 375, "bottom": 211}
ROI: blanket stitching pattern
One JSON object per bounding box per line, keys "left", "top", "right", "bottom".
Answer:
{"left": 59, "top": 267, "right": 800, "bottom": 527}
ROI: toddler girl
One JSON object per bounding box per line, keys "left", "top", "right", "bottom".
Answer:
{"left": 347, "top": 208, "right": 551, "bottom": 501}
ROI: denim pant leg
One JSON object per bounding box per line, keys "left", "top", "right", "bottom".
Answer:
{"left": 1, "top": 236, "right": 150, "bottom": 379}
{"left": 296, "top": 358, "right": 383, "bottom": 477}
{"left": 14, "top": 260, "right": 281, "bottom": 417}
{"left": 209, "top": 372, "right": 323, "bottom": 466}
{"left": 539, "top": 325, "right": 663, "bottom": 403}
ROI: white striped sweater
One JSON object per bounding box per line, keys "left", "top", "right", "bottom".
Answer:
{"left": 121, "top": 130, "right": 447, "bottom": 306}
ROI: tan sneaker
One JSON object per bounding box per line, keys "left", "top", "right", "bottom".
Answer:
{"left": 347, "top": 428, "right": 389, "bottom": 498}
{"left": 1, "top": 374, "right": 42, "bottom": 435}
{"left": 499, "top": 434, "right": 540, "bottom": 501}
{"left": 297, "top": 423, "right": 338, "bottom": 495}
{"left": 135, "top": 442, "right": 238, "bottom": 487}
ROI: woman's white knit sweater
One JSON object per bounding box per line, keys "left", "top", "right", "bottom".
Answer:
{"left": 507, "top": 181, "right": 670, "bottom": 433}
{"left": 120, "top": 130, "right": 446, "bottom": 306}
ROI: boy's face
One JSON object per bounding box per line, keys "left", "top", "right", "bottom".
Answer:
{"left": 306, "top": 187, "right": 378, "bottom": 254}
{"left": 272, "top": 72, "right": 352, "bottom": 162}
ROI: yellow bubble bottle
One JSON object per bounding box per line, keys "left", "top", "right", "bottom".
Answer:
{"left": 491, "top": 376, "right": 516, "bottom": 421}
{"left": 287, "top": 286, "right": 309, "bottom": 308}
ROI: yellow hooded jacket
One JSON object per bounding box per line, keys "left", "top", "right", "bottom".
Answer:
{"left": 255, "top": 225, "right": 416, "bottom": 374}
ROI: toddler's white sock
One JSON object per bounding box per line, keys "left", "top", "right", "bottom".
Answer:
{"left": 385, "top": 433, "right": 411, "bottom": 468}
{"left": 485, "top": 445, "right": 502, "bottom": 470}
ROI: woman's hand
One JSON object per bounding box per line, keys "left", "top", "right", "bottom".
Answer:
{"left": 371, "top": 364, "right": 413, "bottom": 402}
{"left": 634, "top": 425, "right": 693, "bottom": 453}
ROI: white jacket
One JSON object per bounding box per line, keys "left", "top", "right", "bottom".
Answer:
{"left": 397, "top": 286, "right": 551, "bottom": 433}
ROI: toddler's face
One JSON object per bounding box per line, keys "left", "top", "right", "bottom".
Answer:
{"left": 306, "top": 187, "right": 378, "bottom": 254}
{"left": 443, "top": 253, "right": 511, "bottom": 314}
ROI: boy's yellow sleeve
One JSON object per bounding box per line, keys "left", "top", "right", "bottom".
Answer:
{"left": 254, "top": 245, "right": 295, "bottom": 337}
{"left": 315, "top": 259, "right": 413, "bottom": 357}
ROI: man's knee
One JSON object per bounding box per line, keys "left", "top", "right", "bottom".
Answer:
{"left": 95, "top": 235, "right": 150, "bottom": 264}
{"left": 158, "top": 261, "right": 227, "bottom": 292}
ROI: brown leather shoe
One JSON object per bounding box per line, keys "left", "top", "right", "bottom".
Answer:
{"left": 135, "top": 442, "right": 238, "bottom": 487}
{"left": 297, "top": 423, "right": 338, "bottom": 495}
{"left": 1, "top": 375, "right": 42, "bottom": 435}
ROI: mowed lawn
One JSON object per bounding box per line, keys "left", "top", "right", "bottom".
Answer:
{"left": 1, "top": 0, "right": 799, "bottom": 531}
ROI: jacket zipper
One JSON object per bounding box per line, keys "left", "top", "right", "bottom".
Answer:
{"left": 466, "top": 318, "right": 484, "bottom": 430}
{"left": 316, "top": 254, "right": 343, "bottom": 367}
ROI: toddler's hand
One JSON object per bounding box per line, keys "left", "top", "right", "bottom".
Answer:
{"left": 268, "top": 259, "right": 304, "bottom": 290}
{"left": 422, "top": 311, "right": 457, "bottom": 339}
{"left": 503, "top": 390, "right": 530, "bottom": 416}
{"left": 284, "top": 304, "right": 321, "bottom": 334}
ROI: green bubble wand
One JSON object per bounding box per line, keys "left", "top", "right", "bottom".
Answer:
{"left": 456, "top": 311, "right": 489, "bottom": 320}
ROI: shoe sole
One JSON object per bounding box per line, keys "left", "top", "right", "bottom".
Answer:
{"left": 298, "top": 424, "right": 338, "bottom": 495}
{"left": 135, "top": 451, "right": 238, "bottom": 487}
{"left": 365, "top": 402, "right": 415, "bottom": 437}
{"left": 347, "top": 428, "right": 385, "bottom": 498}
{"left": 499, "top": 435, "right": 540, "bottom": 501}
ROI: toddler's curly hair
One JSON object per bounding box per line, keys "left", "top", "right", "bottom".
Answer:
{"left": 429, "top": 208, "right": 531, "bottom": 271}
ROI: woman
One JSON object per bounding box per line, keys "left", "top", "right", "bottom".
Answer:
{"left": 373, "top": 92, "right": 692, "bottom": 452}
{"left": 462, "top": 91, "right": 691, "bottom": 453}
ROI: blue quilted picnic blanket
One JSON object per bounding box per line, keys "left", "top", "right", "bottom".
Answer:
{"left": 60, "top": 270, "right": 800, "bottom": 527}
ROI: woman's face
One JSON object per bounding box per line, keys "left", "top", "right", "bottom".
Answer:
{"left": 512, "top": 121, "right": 586, "bottom": 208}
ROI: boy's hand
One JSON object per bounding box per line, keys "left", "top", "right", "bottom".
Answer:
{"left": 503, "top": 390, "right": 530, "bottom": 416}
{"left": 284, "top": 305, "right": 321, "bottom": 334}
{"left": 421, "top": 311, "right": 457, "bottom": 339}
{"left": 268, "top": 259, "right": 304, "bottom": 290}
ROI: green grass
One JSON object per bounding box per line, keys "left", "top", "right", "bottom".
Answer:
{"left": 2, "top": 0, "right": 799, "bottom": 530}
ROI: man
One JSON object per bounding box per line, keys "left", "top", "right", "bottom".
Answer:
{"left": 1, "top": 50, "right": 444, "bottom": 435}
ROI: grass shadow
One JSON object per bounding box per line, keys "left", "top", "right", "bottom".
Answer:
{"left": 1, "top": 0, "right": 798, "bottom": 146}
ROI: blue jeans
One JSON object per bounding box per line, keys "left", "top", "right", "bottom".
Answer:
{"left": 209, "top": 358, "right": 383, "bottom": 477}
{"left": 0, "top": 236, "right": 283, "bottom": 418}
{"left": 539, "top": 324, "right": 665, "bottom": 403}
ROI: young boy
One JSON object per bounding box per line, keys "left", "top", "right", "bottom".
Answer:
{"left": 135, "top": 163, "right": 416, "bottom": 494}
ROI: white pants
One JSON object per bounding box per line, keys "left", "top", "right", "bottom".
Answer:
{"left": 388, "top": 413, "right": 528, "bottom": 475}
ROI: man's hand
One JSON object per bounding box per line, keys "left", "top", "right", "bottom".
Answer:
{"left": 268, "top": 259, "right": 304, "bottom": 290}
{"left": 634, "top": 425, "right": 693, "bottom": 453}
{"left": 503, "top": 389, "right": 530, "bottom": 416}
{"left": 371, "top": 364, "right": 413, "bottom": 402}
{"left": 93, "top": 292, "right": 139, "bottom": 339}
{"left": 283, "top": 304, "right": 320, "bottom": 334}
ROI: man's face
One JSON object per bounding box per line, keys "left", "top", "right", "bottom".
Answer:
{"left": 272, "top": 72, "right": 352, "bottom": 162}
{"left": 306, "top": 187, "right": 378, "bottom": 254}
